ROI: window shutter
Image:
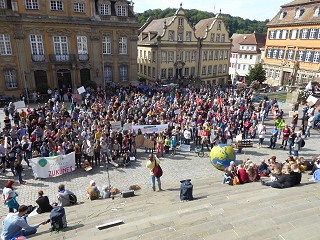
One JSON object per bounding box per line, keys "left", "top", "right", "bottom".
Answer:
{"left": 289, "top": 30, "right": 292, "bottom": 39}
{"left": 279, "top": 30, "right": 283, "bottom": 39}
{"left": 285, "top": 30, "right": 288, "bottom": 39}
{"left": 295, "top": 50, "right": 298, "bottom": 60}
{"left": 268, "top": 31, "right": 271, "bottom": 39}
{"left": 286, "top": 50, "right": 289, "bottom": 59}
{"left": 307, "top": 29, "right": 311, "bottom": 39}
{"left": 299, "top": 29, "right": 303, "bottom": 39}
{"left": 302, "top": 51, "right": 306, "bottom": 61}
{"left": 315, "top": 29, "right": 319, "bottom": 39}
{"left": 275, "top": 50, "right": 279, "bottom": 58}
{"left": 310, "top": 51, "right": 314, "bottom": 61}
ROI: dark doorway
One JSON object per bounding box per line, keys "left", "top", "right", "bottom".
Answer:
{"left": 34, "top": 70, "right": 48, "bottom": 93}
{"left": 80, "top": 68, "right": 91, "bottom": 87}
{"left": 175, "top": 68, "right": 182, "bottom": 78}
{"left": 282, "top": 71, "right": 291, "bottom": 85}
{"left": 57, "top": 69, "right": 72, "bottom": 92}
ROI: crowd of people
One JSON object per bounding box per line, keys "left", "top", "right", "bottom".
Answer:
{"left": 0, "top": 83, "right": 319, "bottom": 239}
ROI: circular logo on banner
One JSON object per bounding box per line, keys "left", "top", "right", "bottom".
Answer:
{"left": 38, "top": 158, "right": 48, "bottom": 167}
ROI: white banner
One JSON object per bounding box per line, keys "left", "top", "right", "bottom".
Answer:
{"left": 123, "top": 123, "right": 132, "bottom": 131}
{"left": 30, "top": 152, "right": 75, "bottom": 179}
{"left": 180, "top": 144, "right": 190, "bottom": 152}
{"left": 14, "top": 101, "right": 26, "bottom": 109}
{"left": 111, "top": 121, "right": 122, "bottom": 132}
{"left": 131, "top": 124, "right": 168, "bottom": 134}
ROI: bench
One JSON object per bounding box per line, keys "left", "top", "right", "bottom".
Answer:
{"left": 234, "top": 140, "right": 253, "bottom": 149}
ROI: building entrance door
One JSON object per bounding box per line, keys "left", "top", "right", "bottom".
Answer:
{"left": 80, "top": 68, "right": 91, "bottom": 87}
{"left": 34, "top": 70, "right": 48, "bottom": 93}
{"left": 282, "top": 71, "right": 291, "bottom": 85}
{"left": 57, "top": 69, "right": 72, "bottom": 92}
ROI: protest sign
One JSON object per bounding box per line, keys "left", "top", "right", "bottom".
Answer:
{"left": 144, "top": 139, "right": 154, "bottom": 149}
{"left": 77, "top": 86, "right": 86, "bottom": 94}
{"left": 174, "top": 109, "right": 181, "bottom": 115}
{"left": 289, "top": 111, "right": 298, "bottom": 117}
{"left": 14, "top": 101, "right": 26, "bottom": 109}
{"left": 30, "top": 152, "right": 75, "bottom": 179}
{"left": 132, "top": 124, "right": 168, "bottom": 134}
{"left": 110, "top": 121, "right": 122, "bottom": 132}
{"left": 180, "top": 144, "right": 190, "bottom": 152}
{"left": 306, "top": 95, "right": 318, "bottom": 106}
{"left": 135, "top": 135, "right": 145, "bottom": 147}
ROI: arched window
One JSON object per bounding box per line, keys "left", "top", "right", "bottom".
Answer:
{"left": 279, "top": 12, "right": 287, "bottom": 19}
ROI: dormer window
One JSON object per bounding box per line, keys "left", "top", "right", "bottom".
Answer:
{"left": 279, "top": 12, "right": 287, "bottom": 19}
{"left": 295, "top": 8, "right": 305, "bottom": 19}
{"left": 117, "top": 5, "right": 127, "bottom": 16}
{"left": 100, "top": 4, "right": 110, "bottom": 15}
{"left": 314, "top": 7, "right": 320, "bottom": 17}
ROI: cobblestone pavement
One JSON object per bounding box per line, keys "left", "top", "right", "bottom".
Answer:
{"left": 0, "top": 103, "right": 319, "bottom": 218}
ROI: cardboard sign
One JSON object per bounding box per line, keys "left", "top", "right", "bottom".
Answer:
{"left": 77, "top": 86, "right": 86, "bottom": 94}
{"left": 289, "top": 111, "right": 298, "bottom": 117}
{"left": 180, "top": 144, "right": 190, "bottom": 152}
{"left": 135, "top": 135, "right": 145, "bottom": 147}
{"left": 144, "top": 139, "right": 154, "bottom": 149}
{"left": 14, "top": 101, "right": 26, "bottom": 109}
{"left": 174, "top": 109, "right": 181, "bottom": 115}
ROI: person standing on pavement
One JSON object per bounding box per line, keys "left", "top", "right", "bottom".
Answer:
{"left": 304, "top": 113, "right": 315, "bottom": 139}
{"left": 2, "top": 180, "right": 19, "bottom": 213}
{"left": 0, "top": 139, "right": 7, "bottom": 173}
{"left": 146, "top": 154, "right": 162, "bottom": 191}
{"left": 257, "top": 121, "right": 266, "bottom": 148}
{"left": 293, "top": 133, "right": 302, "bottom": 157}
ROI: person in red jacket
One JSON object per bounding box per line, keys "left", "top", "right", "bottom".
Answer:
{"left": 237, "top": 164, "right": 248, "bottom": 184}
{"left": 281, "top": 125, "right": 291, "bottom": 150}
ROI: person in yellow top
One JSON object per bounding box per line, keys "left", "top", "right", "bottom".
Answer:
{"left": 146, "top": 154, "right": 162, "bottom": 191}
{"left": 95, "top": 129, "right": 102, "bottom": 141}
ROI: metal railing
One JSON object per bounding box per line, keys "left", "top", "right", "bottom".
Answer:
{"left": 49, "top": 54, "right": 76, "bottom": 63}
{"left": 31, "top": 54, "right": 45, "bottom": 62}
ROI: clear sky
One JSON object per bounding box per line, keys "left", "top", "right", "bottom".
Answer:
{"left": 134, "top": 0, "right": 290, "bottom": 21}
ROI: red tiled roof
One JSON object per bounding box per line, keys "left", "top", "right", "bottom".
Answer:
{"left": 230, "top": 33, "right": 251, "bottom": 52}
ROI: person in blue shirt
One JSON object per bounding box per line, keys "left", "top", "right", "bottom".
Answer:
{"left": 1, "top": 205, "right": 48, "bottom": 240}
{"left": 170, "top": 136, "right": 177, "bottom": 156}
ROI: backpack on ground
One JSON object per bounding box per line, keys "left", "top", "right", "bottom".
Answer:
{"left": 50, "top": 206, "right": 67, "bottom": 231}
{"left": 180, "top": 179, "right": 193, "bottom": 201}
{"left": 300, "top": 139, "right": 305, "bottom": 148}
{"left": 69, "top": 193, "right": 77, "bottom": 205}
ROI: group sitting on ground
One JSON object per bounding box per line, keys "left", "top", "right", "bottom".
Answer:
{"left": 222, "top": 154, "right": 320, "bottom": 188}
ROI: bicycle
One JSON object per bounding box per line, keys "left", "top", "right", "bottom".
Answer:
{"left": 195, "top": 146, "right": 204, "bottom": 157}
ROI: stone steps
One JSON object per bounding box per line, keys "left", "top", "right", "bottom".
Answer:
{"left": 27, "top": 174, "right": 319, "bottom": 240}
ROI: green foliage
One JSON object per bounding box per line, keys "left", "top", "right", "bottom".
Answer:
{"left": 246, "top": 63, "right": 266, "bottom": 85}
{"left": 249, "top": 80, "right": 260, "bottom": 90}
{"left": 136, "top": 9, "right": 268, "bottom": 36}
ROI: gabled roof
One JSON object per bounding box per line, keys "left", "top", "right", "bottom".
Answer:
{"left": 194, "top": 18, "right": 215, "bottom": 38}
{"left": 141, "top": 16, "right": 175, "bottom": 35}
{"left": 240, "top": 32, "right": 266, "bottom": 47}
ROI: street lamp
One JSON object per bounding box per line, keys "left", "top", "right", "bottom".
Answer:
{"left": 23, "top": 71, "right": 30, "bottom": 104}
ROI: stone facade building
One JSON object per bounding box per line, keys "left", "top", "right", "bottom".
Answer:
{"left": 0, "top": 0, "right": 139, "bottom": 95}
{"left": 137, "top": 5, "right": 231, "bottom": 86}
{"left": 264, "top": 0, "right": 320, "bottom": 86}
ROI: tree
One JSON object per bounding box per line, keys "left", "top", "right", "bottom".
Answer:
{"left": 246, "top": 63, "right": 266, "bottom": 85}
